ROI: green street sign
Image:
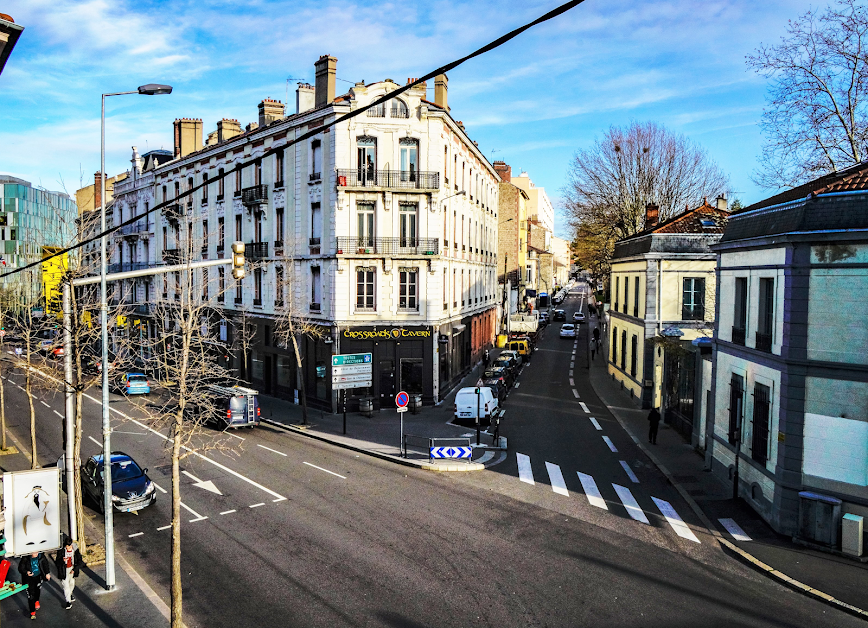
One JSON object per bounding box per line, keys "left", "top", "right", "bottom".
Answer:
{"left": 332, "top": 353, "right": 372, "bottom": 367}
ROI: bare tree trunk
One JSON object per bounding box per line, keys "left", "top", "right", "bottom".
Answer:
{"left": 73, "top": 389, "right": 86, "bottom": 555}
{"left": 291, "top": 332, "right": 308, "bottom": 425}
{"left": 26, "top": 349, "right": 37, "bottom": 469}
{"left": 170, "top": 418, "right": 183, "bottom": 628}
{"left": 0, "top": 364, "right": 6, "bottom": 451}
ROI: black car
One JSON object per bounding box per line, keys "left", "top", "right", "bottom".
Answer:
{"left": 553, "top": 309, "right": 566, "bottom": 321}
{"left": 494, "top": 354, "right": 518, "bottom": 373}
{"left": 484, "top": 365, "right": 515, "bottom": 389}
{"left": 483, "top": 379, "right": 507, "bottom": 403}
{"left": 81, "top": 452, "right": 156, "bottom": 514}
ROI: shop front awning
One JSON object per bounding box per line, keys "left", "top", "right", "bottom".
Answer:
{"left": 452, "top": 324, "right": 466, "bottom": 334}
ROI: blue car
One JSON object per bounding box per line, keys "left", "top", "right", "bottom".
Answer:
{"left": 114, "top": 372, "right": 150, "bottom": 395}
{"left": 81, "top": 452, "right": 156, "bottom": 513}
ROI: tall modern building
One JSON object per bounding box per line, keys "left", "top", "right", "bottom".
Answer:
{"left": 112, "top": 55, "right": 500, "bottom": 411}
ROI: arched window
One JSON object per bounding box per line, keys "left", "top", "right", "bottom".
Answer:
{"left": 391, "top": 100, "right": 410, "bottom": 118}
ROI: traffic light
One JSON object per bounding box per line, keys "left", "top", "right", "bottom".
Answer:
{"left": 231, "top": 241, "right": 245, "bottom": 280}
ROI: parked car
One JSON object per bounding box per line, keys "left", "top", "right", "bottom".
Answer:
{"left": 112, "top": 372, "right": 150, "bottom": 395}
{"left": 553, "top": 309, "right": 566, "bottom": 321}
{"left": 81, "top": 452, "right": 156, "bottom": 514}
{"left": 539, "top": 311, "right": 549, "bottom": 326}
{"left": 560, "top": 323, "right": 577, "bottom": 339}
{"left": 483, "top": 378, "right": 507, "bottom": 403}
{"left": 506, "top": 338, "right": 532, "bottom": 358}
{"left": 453, "top": 386, "right": 499, "bottom": 424}
{"left": 499, "top": 349, "right": 524, "bottom": 368}
{"left": 484, "top": 365, "right": 515, "bottom": 389}
{"left": 494, "top": 354, "right": 519, "bottom": 374}
{"left": 573, "top": 311, "right": 586, "bottom": 324}
{"left": 205, "top": 384, "right": 261, "bottom": 428}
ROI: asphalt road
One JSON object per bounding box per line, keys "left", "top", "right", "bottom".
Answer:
{"left": 0, "top": 305, "right": 862, "bottom": 628}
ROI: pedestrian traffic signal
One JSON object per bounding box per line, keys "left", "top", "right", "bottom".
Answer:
{"left": 231, "top": 241, "right": 245, "bottom": 280}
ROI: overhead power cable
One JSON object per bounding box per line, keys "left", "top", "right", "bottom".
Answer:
{"left": 2, "top": 0, "right": 585, "bottom": 281}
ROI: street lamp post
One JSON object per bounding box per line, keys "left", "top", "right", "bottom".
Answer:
{"left": 98, "top": 83, "right": 171, "bottom": 591}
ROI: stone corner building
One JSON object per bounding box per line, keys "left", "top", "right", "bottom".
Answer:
{"left": 709, "top": 163, "right": 868, "bottom": 538}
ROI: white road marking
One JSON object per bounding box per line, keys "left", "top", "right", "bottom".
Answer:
{"left": 128, "top": 532, "right": 144, "bottom": 538}
{"left": 257, "top": 444, "right": 287, "bottom": 457}
{"left": 151, "top": 482, "right": 167, "bottom": 494}
{"left": 514, "top": 382, "right": 520, "bottom": 388}
{"left": 220, "top": 509, "right": 237, "bottom": 515}
{"left": 53, "top": 410, "right": 63, "bottom": 418}
{"left": 577, "top": 472, "right": 608, "bottom": 510}
{"left": 303, "top": 461, "right": 346, "bottom": 479}
{"left": 180, "top": 501, "right": 207, "bottom": 523}
{"left": 545, "top": 462, "right": 569, "bottom": 496}
{"left": 589, "top": 417, "right": 602, "bottom": 431}
{"left": 579, "top": 402, "right": 590, "bottom": 413}
{"left": 572, "top": 389, "right": 579, "bottom": 398}
{"left": 602, "top": 436, "right": 618, "bottom": 452}
{"left": 652, "top": 497, "right": 700, "bottom": 543}
{"left": 569, "top": 378, "right": 574, "bottom": 386}
{"left": 569, "top": 362, "right": 574, "bottom": 368}
{"left": 157, "top": 525, "right": 171, "bottom": 531}
{"left": 182, "top": 470, "right": 223, "bottom": 495}
{"left": 719, "top": 518, "right": 751, "bottom": 541}
{"left": 619, "top": 460, "right": 640, "bottom": 483}
{"left": 88, "top": 435, "right": 101, "bottom": 447}
{"left": 272, "top": 497, "right": 286, "bottom": 502}
{"left": 516, "top": 453, "right": 534, "bottom": 485}
{"left": 225, "top": 431, "right": 245, "bottom": 441}
{"left": 249, "top": 503, "right": 265, "bottom": 508}
{"left": 569, "top": 370, "right": 573, "bottom": 377}
{"left": 477, "top": 451, "right": 495, "bottom": 465}
{"left": 40, "top": 400, "right": 50, "bottom": 408}
{"left": 613, "top": 484, "right": 649, "bottom": 524}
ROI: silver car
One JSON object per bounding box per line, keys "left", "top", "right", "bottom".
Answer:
{"left": 560, "top": 324, "right": 576, "bottom": 338}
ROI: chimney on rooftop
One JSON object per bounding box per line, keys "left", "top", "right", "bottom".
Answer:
{"left": 296, "top": 83, "right": 315, "bottom": 114}
{"left": 645, "top": 203, "right": 659, "bottom": 228}
{"left": 217, "top": 118, "right": 242, "bottom": 143}
{"left": 716, "top": 194, "right": 728, "bottom": 211}
{"left": 258, "top": 99, "right": 285, "bottom": 128}
{"left": 173, "top": 118, "right": 203, "bottom": 159}
{"left": 94, "top": 171, "right": 103, "bottom": 210}
{"left": 314, "top": 54, "right": 337, "bottom": 108}
{"left": 435, "top": 74, "right": 448, "bottom": 111}
{"left": 493, "top": 161, "right": 511, "bottom": 182}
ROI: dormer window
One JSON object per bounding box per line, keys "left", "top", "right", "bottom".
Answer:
{"left": 391, "top": 100, "right": 410, "bottom": 118}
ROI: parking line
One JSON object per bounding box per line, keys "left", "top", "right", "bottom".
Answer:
{"left": 151, "top": 481, "right": 167, "bottom": 494}
{"left": 257, "top": 444, "right": 287, "bottom": 457}
{"left": 249, "top": 503, "right": 265, "bottom": 508}
{"left": 128, "top": 532, "right": 144, "bottom": 538}
{"left": 220, "top": 509, "right": 237, "bottom": 515}
{"left": 303, "top": 461, "right": 346, "bottom": 479}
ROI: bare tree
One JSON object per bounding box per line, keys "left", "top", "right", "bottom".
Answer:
{"left": 563, "top": 121, "right": 728, "bottom": 279}
{"left": 749, "top": 0, "right": 868, "bottom": 188}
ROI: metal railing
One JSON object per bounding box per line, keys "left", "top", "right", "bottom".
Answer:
{"left": 119, "top": 220, "right": 151, "bottom": 236}
{"left": 336, "top": 169, "right": 439, "bottom": 190}
{"left": 336, "top": 237, "right": 438, "bottom": 256}
{"left": 108, "top": 262, "right": 153, "bottom": 273}
{"left": 161, "top": 204, "right": 183, "bottom": 222}
{"left": 309, "top": 172, "right": 321, "bottom": 182}
{"left": 245, "top": 241, "right": 269, "bottom": 260}
{"left": 309, "top": 237, "right": 321, "bottom": 246}
{"left": 242, "top": 184, "right": 268, "bottom": 205}
{"left": 755, "top": 331, "right": 773, "bottom": 352}
{"left": 731, "top": 326, "right": 746, "bottom": 346}
{"left": 390, "top": 106, "right": 410, "bottom": 118}
{"left": 162, "top": 249, "right": 180, "bottom": 264}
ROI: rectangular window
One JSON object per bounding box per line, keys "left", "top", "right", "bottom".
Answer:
{"left": 218, "top": 217, "right": 225, "bottom": 251}
{"left": 218, "top": 168, "right": 225, "bottom": 198}
{"left": 633, "top": 277, "right": 640, "bottom": 317}
{"left": 255, "top": 159, "right": 262, "bottom": 186}
{"left": 444, "top": 146, "right": 449, "bottom": 185}
{"left": 357, "top": 202, "right": 374, "bottom": 247}
{"left": 615, "top": 276, "right": 619, "bottom": 311}
{"left": 443, "top": 268, "right": 447, "bottom": 310}
{"left": 311, "top": 140, "right": 321, "bottom": 179}
{"left": 202, "top": 173, "right": 209, "bottom": 202}
{"left": 275, "top": 266, "right": 284, "bottom": 305}
{"left": 311, "top": 266, "right": 321, "bottom": 309}
{"left": 729, "top": 374, "right": 744, "bottom": 446}
{"left": 218, "top": 266, "right": 225, "bottom": 301}
{"left": 357, "top": 137, "right": 376, "bottom": 182}
{"left": 275, "top": 149, "right": 284, "bottom": 185}
{"left": 399, "top": 203, "right": 417, "bottom": 247}
{"left": 235, "top": 214, "right": 242, "bottom": 242}
{"left": 611, "top": 327, "right": 618, "bottom": 365}
{"left": 356, "top": 267, "right": 375, "bottom": 309}
{"left": 234, "top": 166, "right": 242, "bottom": 196}
{"left": 733, "top": 277, "right": 747, "bottom": 345}
{"left": 752, "top": 383, "right": 771, "bottom": 465}
{"left": 254, "top": 268, "right": 262, "bottom": 306}
{"left": 682, "top": 277, "right": 706, "bottom": 320}
{"left": 235, "top": 277, "right": 243, "bottom": 304}
{"left": 623, "top": 278, "right": 629, "bottom": 314}
{"left": 163, "top": 226, "right": 168, "bottom": 251}
{"left": 757, "top": 278, "right": 774, "bottom": 351}
{"left": 630, "top": 335, "right": 638, "bottom": 376}
{"left": 202, "top": 268, "right": 209, "bottom": 300}
{"left": 400, "top": 138, "right": 418, "bottom": 182}
{"left": 276, "top": 209, "right": 284, "bottom": 245}
{"left": 620, "top": 330, "right": 627, "bottom": 371}
{"left": 310, "top": 202, "right": 322, "bottom": 245}
{"left": 399, "top": 268, "right": 418, "bottom": 310}
{"left": 202, "top": 220, "right": 209, "bottom": 257}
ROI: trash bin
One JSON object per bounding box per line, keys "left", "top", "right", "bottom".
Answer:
{"left": 359, "top": 397, "right": 374, "bottom": 418}
{"left": 798, "top": 491, "right": 842, "bottom": 547}
{"left": 409, "top": 393, "right": 423, "bottom": 415}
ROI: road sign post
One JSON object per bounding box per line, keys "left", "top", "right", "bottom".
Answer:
{"left": 331, "top": 354, "right": 373, "bottom": 436}
{"left": 396, "top": 391, "right": 409, "bottom": 456}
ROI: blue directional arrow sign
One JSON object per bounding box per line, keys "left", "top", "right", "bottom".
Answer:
{"left": 430, "top": 447, "right": 473, "bottom": 460}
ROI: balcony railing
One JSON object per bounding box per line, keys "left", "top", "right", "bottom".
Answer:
{"left": 245, "top": 241, "right": 269, "bottom": 260}
{"left": 309, "top": 237, "right": 321, "bottom": 246}
{"left": 310, "top": 302, "right": 321, "bottom": 312}
{"left": 163, "top": 249, "right": 181, "bottom": 264}
{"left": 390, "top": 106, "right": 409, "bottom": 118}
{"left": 108, "top": 262, "right": 152, "bottom": 273}
{"left": 336, "top": 169, "right": 439, "bottom": 190}
{"left": 731, "top": 326, "right": 746, "bottom": 346}
{"left": 755, "top": 331, "right": 773, "bottom": 352}
{"left": 119, "top": 220, "right": 151, "bottom": 236}
{"left": 134, "top": 303, "right": 152, "bottom": 316}
{"left": 242, "top": 184, "right": 268, "bottom": 206}
{"left": 309, "top": 172, "right": 321, "bottom": 182}
{"left": 336, "top": 237, "right": 438, "bottom": 256}
{"left": 161, "top": 203, "right": 183, "bottom": 223}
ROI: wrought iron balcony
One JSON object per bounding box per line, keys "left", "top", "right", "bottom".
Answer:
{"left": 242, "top": 184, "right": 268, "bottom": 206}
{"left": 731, "top": 326, "right": 746, "bottom": 346}
{"left": 755, "top": 331, "right": 773, "bottom": 352}
{"left": 245, "top": 241, "right": 269, "bottom": 260}
{"left": 134, "top": 303, "right": 152, "bottom": 316}
{"left": 163, "top": 249, "right": 181, "bottom": 264}
{"left": 336, "top": 237, "right": 438, "bottom": 256}
{"left": 119, "top": 220, "right": 151, "bottom": 237}
{"left": 309, "top": 172, "right": 321, "bottom": 182}
{"left": 390, "top": 106, "right": 409, "bottom": 119}
{"left": 161, "top": 203, "right": 183, "bottom": 223}
{"left": 336, "top": 169, "right": 439, "bottom": 190}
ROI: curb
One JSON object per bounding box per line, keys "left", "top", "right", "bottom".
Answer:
{"left": 591, "top": 368, "right": 868, "bottom": 622}
{"left": 261, "top": 418, "right": 486, "bottom": 472}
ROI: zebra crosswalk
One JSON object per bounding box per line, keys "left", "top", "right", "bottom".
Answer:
{"left": 515, "top": 452, "right": 718, "bottom": 544}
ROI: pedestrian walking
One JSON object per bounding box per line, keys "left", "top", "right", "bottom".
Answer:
{"left": 590, "top": 339, "right": 596, "bottom": 361}
{"left": 647, "top": 407, "right": 661, "bottom": 444}
{"left": 593, "top": 327, "right": 600, "bottom": 344}
{"left": 483, "top": 348, "right": 490, "bottom": 368}
{"left": 54, "top": 535, "right": 82, "bottom": 610}
{"left": 19, "top": 551, "right": 51, "bottom": 620}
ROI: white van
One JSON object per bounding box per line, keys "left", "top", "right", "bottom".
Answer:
{"left": 454, "top": 386, "right": 498, "bottom": 422}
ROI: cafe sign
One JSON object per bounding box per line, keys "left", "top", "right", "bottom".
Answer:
{"left": 342, "top": 327, "right": 432, "bottom": 341}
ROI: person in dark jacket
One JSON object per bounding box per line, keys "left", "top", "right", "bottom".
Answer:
{"left": 55, "top": 536, "right": 83, "bottom": 609}
{"left": 19, "top": 551, "right": 51, "bottom": 620}
{"left": 648, "top": 407, "right": 661, "bottom": 444}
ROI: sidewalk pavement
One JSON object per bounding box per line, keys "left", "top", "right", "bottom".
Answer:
{"left": 584, "top": 306, "right": 868, "bottom": 620}
{"left": 258, "top": 351, "right": 508, "bottom": 472}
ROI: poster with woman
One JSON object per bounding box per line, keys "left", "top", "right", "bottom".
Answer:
{"left": 2, "top": 468, "right": 61, "bottom": 556}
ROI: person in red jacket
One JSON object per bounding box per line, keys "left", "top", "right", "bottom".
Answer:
{"left": 54, "top": 536, "right": 83, "bottom": 609}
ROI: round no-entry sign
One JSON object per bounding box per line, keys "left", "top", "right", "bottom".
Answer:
{"left": 395, "top": 391, "right": 409, "bottom": 408}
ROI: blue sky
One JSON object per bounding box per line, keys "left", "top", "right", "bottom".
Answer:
{"left": 0, "top": 0, "right": 817, "bottom": 239}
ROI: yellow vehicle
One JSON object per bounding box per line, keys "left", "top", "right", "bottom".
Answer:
{"left": 507, "top": 338, "right": 531, "bottom": 357}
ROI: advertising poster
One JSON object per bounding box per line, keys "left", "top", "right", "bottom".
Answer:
{"left": 2, "top": 468, "right": 61, "bottom": 556}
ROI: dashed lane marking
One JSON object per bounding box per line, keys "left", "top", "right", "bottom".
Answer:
{"left": 53, "top": 410, "right": 63, "bottom": 418}
{"left": 545, "top": 461, "right": 569, "bottom": 496}
{"left": 613, "top": 484, "right": 649, "bottom": 524}
{"left": 577, "top": 472, "right": 608, "bottom": 510}
{"left": 180, "top": 501, "right": 207, "bottom": 523}
{"left": 157, "top": 525, "right": 171, "bottom": 531}
{"left": 619, "top": 460, "right": 640, "bottom": 483}
{"left": 569, "top": 378, "right": 574, "bottom": 386}
{"left": 589, "top": 417, "right": 602, "bottom": 430}
{"left": 220, "top": 510, "right": 237, "bottom": 515}
{"left": 516, "top": 453, "right": 534, "bottom": 485}
{"left": 602, "top": 436, "right": 618, "bottom": 452}
{"left": 303, "top": 461, "right": 346, "bottom": 479}
{"left": 579, "top": 402, "right": 590, "bottom": 413}
{"left": 719, "top": 518, "right": 751, "bottom": 541}
{"left": 40, "top": 400, "right": 50, "bottom": 408}
{"left": 88, "top": 435, "right": 101, "bottom": 447}
{"left": 249, "top": 503, "right": 265, "bottom": 508}
{"left": 257, "top": 444, "right": 287, "bottom": 457}
{"left": 514, "top": 382, "right": 520, "bottom": 388}
{"left": 569, "top": 369, "right": 573, "bottom": 376}
{"left": 652, "top": 497, "right": 700, "bottom": 543}
{"left": 128, "top": 532, "right": 144, "bottom": 538}
{"left": 226, "top": 431, "right": 245, "bottom": 441}
{"left": 572, "top": 389, "right": 579, "bottom": 398}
